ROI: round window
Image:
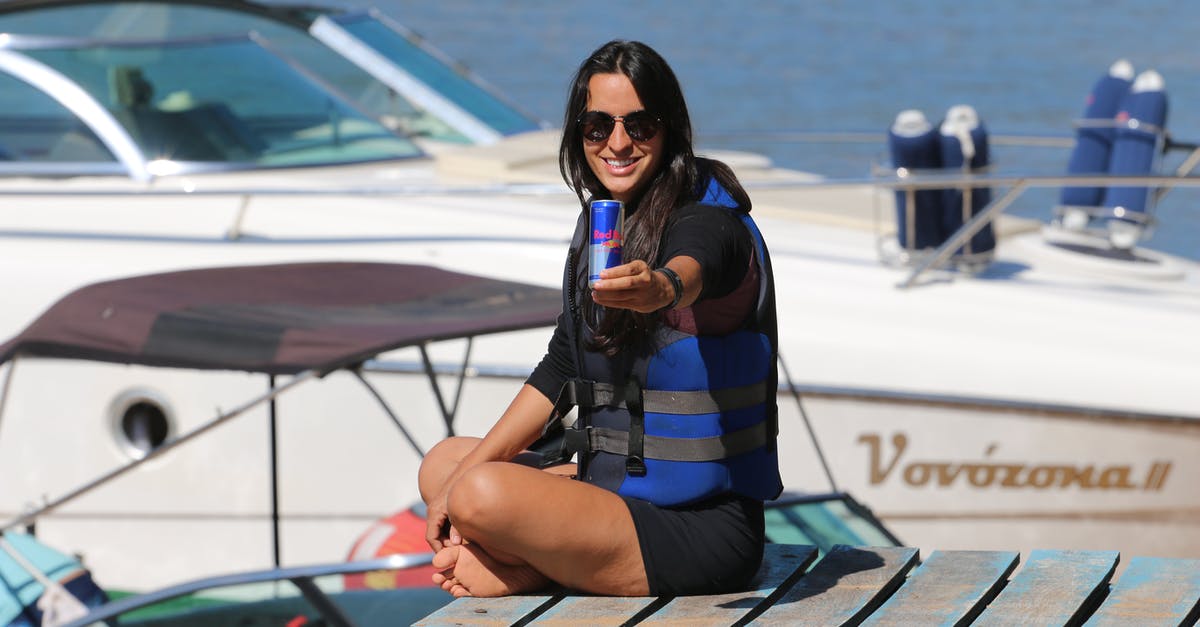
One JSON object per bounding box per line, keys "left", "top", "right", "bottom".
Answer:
{"left": 108, "top": 389, "right": 174, "bottom": 459}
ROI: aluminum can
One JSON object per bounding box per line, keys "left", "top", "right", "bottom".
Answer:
{"left": 588, "top": 199, "right": 624, "bottom": 286}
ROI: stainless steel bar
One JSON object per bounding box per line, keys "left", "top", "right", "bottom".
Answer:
{"left": 62, "top": 554, "right": 434, "bottom": 627}
{"left": 225, "top": 193, "right": 253, "bottom": 241}
{"left": 777, "top": 354, "right": 838, "bottom": 493}
{"left": 292, "top": 575, "right": 355, "bottom": 627}
{"left": 0, "top": 357, "right": 15, "bottom": 441}
{"left": 1154, "top": 146, "right": 1200, "bottom": 204}
{"left": 366, "top": 358, "right": 1200, "bottom": 423}
{"left": 0, "top": 173, "right": 1198, "bottom": 197}
{"left": 419, "top": 342, "right": 456, "bottom": 437}
{"left": 350, "top": 367, "right": 427, "bottom": 458}
{"left": 904, "top": 187, "right": 915, "bottom": 251}
{"left": 962, "top": 184, "right": 974, "bottom": 256}
{"left": 449, "top": 337, "right": 474, "bottom": 431}
{"left": 899, "top": 180, "right": 1030, "bottom": 289}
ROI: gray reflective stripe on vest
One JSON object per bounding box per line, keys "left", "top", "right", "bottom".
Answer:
{"left": 588, "top": 381, "right": 767, "bottom": 415}
{"left": 585, "top": 421, "right": 769, "bottom": 462}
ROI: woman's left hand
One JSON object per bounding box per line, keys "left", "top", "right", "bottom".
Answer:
{"left": 591, "top": 260, "right": 675, "bottom": 313}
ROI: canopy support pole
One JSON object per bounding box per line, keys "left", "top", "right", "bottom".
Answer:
{"left": 0, "top": 369, "right": 320, "bottom": 533}
{"left": 268, "top": 374, "right": 281, "bottom": 570}
{"left": 351, "top": 368, "right": 426, "bottom": 458}
{"left": 418, "top": 338, "right": 474, "bottom": 438}
{"left": 778, "top": 353, "right": 838, "bottom": 493}
{"left": 0, "top": 356, "right": 15, "bottom": 442}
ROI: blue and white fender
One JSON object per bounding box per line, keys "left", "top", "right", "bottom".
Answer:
{"left": 888, "top": 109, "right": 944, "bottom": 250}
{"left": 939, "top": 105, "right": 995, "bottom": 258}
{"left": 1059, "top": 59, "right": 1134, "bottom": 220}
{"left": 1103, "top": 69, "right": 1167, "bottom": 248}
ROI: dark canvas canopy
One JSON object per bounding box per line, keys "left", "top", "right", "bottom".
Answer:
{"left": 0, "top": 262, "right": 561, "bottom": 375}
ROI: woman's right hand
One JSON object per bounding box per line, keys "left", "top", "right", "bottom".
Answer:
{"left": 425, "top": 488, "right": 462, "bottom": 551}
{"left": 422, "top": 384, "right": 556, "bottom": 551}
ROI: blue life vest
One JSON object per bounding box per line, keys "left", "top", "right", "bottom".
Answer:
{"left": 554, "top": 181, "right": 783, "bottom": 507}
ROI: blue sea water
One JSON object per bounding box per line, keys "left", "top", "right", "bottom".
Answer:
{"left": 342, "top": 0, "right": 1199, "bottom": 259}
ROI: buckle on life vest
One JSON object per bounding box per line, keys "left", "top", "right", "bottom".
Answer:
{"left": 563, "top": 425, "right": 590, "bottom": 456}
{"left": 623, "top": 378, "right": 646, "bottom": 477}
{"left": 568, "top": 379, "right": 595, "bottom": 407}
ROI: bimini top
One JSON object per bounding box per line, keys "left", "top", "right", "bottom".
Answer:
{"left": 0, "top": 262, "right": 560, "bottom": 375}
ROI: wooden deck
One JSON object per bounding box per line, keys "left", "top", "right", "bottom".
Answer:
{"left": 414, "top": 544, "right": 1200, "bottom": 626}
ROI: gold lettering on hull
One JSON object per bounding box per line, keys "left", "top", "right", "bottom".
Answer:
{"left": 857, "top": 432, "right": 1172, "bottom": 491}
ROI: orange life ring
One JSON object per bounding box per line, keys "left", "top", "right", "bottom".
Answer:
{"left": 344, "top": 506, "right": 439, "bottom": 589}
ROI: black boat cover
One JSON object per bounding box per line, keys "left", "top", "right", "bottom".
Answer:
{"left": 0, "top": 262, "right": 560, "bottom": 375}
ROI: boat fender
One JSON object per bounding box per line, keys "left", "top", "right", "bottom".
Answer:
{"left": 888, "top": 109, "right": 944, "bottom": 250}
{"left": 1060, "top": 59, "right": 1135, "bottom": 218}
{"left": 1103, "top": 69, "right": 1168, "bottom": 249}
{"left": 939, "top": 104, "right": 995, "bottom": 258}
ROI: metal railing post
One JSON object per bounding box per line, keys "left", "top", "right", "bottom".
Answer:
{"left": 898, "top": 179, "right": 1030, "bottom": 289}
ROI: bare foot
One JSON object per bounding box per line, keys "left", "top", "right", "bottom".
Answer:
{"left": 432, "top": 547, "right": 461, "bottom": 592}
{"left": 431, "top": 544, "right": 549, "bottom": 597}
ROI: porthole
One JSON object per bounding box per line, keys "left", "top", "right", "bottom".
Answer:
{"left": 108, "top": 389, "right": 174, "bottom": 460}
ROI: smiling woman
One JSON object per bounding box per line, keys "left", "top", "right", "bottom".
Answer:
{"left": 417, "top": 39, "right": 784, "bottom": 599}
{"left": 579, "top": 74, "right": 665, "bottom": 203}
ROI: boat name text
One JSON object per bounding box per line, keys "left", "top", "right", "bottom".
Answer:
{"left": 858, "top": 432, "right": 1171, "bottom": 492}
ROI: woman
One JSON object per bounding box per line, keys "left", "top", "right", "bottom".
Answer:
{"left": 418, "top": 39, "right": 782, "bottom": 598}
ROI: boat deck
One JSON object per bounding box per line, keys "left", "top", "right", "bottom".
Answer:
{"left": 414, "top": 543, "right": 1200, "bottom": 626}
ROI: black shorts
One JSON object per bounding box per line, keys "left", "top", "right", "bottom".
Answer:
{"left": 623, "top": 493, "right": 765, "bottom": 596}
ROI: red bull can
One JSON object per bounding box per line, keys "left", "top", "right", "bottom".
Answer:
{"left": 588, "top": 199, "right": 624, "bottom": 286}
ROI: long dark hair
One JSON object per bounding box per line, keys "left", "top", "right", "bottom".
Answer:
{"left": 559, "top": 40, "right": 749, "bottom": 354}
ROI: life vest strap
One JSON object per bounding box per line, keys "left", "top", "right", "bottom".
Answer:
{"left": 644, "top": 382, "right": 767, "bottom": 415}
{"left": 581, "top": 421, "right": 770, "bottom": 462}
{"left": 570, "top": 380, "right": 767, "bottom": 415}
{"left": 624, "top": 378, "right": 647, "bottom": 476}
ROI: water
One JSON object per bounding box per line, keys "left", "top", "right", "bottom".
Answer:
{"left": 331, "top": 0, "right": 1198, "bottom": 259}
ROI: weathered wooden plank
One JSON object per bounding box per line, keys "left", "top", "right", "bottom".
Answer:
{"left": 412, "top": 594, "right": 557, "bottom": 626}
{"left": 751, "top": 544, "right": 920, "bottom": 626}
{"left": 528, "top": 595, "right": 662, "bottom": 625}
{"left": 637, "top": 543, "right": 818, "bottom": 626}
{"left": 863, "top": 550, "right": 1019, "bottom": 627}
{"left": 1084, "top": 556, "right": 1200, "bottom": 626}
{"left": 973, "top": 549, "right": 1118, "bottom": 626}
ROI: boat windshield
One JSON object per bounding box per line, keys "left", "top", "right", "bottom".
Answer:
{"left": 0, "top": 67, "right": 123, "bottom": 173}
{"left": 321, "top": 11, "right": 544, "bottom": 141}
{"left": 0, "top": 35, "right": 423, "bottom": 171}
{"left": 0, "top": 1, "right": 544, "bottom": 145}
{"left": 764, "top": 493, "right": 902, "bottom": 555}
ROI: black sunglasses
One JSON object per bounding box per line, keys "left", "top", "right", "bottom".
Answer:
{"left": 577, "top": 110, "right": 663, "bottom": 143}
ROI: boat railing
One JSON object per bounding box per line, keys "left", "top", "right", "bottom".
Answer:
{"left": 362, "top": 356, "right": 1200, "bottom": 426}
{"left": 860, "top": 170, "right": 1200, "bottom": 288}
{"left": 1, "top": 167, "right": 1198, "bottom": 289}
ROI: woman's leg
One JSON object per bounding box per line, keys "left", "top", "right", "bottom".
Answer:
{"left": 440, "top": 461, "right": 648, "bottom": 597}
{"left": 417, "top": 436, "right": 480, "bottom": 504}
{"left": 419, "top": 436, "right": 575, "bottom": 505}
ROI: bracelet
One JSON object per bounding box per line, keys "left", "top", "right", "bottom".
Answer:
{"left": 654, "top": 267, "right": 684, "bottom": 311}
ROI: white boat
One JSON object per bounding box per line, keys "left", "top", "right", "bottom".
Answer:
{"left": 0, "top": 0, "right": 1198, "bottom": 595}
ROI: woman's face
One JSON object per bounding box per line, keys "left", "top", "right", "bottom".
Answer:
{"left": 583, "top": 73, "right": 665, "bottom": 204}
